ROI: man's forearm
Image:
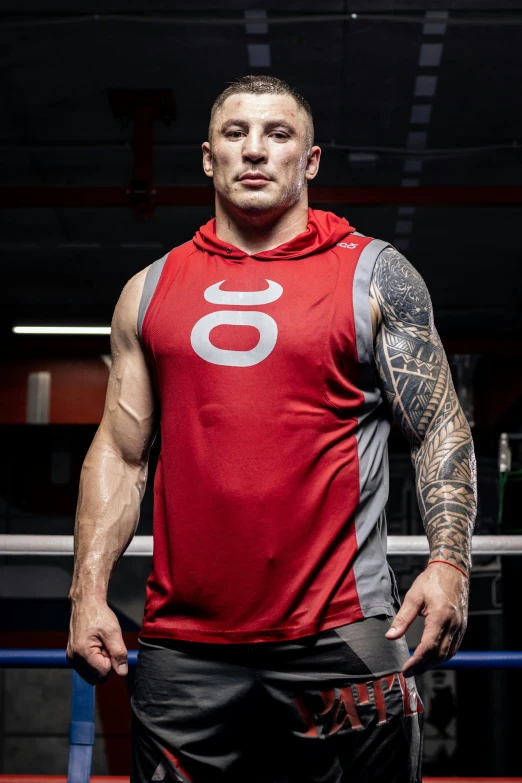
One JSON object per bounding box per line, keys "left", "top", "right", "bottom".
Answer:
{"left": 69, "top": 432, "right": 148, "bottom": 602}
{"left": 413, "top": 374, "right": 477, "bottom": 574}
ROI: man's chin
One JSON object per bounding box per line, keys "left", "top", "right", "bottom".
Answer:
{"left": 227, "top": 191, "right": 284, "bottom": 216}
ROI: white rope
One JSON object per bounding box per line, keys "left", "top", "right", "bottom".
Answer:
{"left": 1, "top": 534, "right": 522, "bottom": 557}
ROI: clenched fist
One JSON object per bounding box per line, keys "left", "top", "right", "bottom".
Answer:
{"left": 67, "top": 599, "right": 128, "bottom": 685}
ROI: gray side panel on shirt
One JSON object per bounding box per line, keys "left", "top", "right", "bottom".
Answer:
{"left": 137, "top": 253, "right": 169, "bottom": 343}
{"left": 351, "top": 239, "right": 399, "bottom": 618}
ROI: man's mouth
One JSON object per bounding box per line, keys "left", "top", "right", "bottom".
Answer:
{"left": 239, "top": 172, "right": 270, "bottom": 184}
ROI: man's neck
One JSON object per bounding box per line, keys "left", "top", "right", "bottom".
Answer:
{"left": 214, "top": 199, "right": 310, "bottom": 256}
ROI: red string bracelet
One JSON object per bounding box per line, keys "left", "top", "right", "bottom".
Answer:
{"left": 428, "top": 560, "right": 470, "bottom": 581}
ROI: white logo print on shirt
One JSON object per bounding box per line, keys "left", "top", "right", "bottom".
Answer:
{"left": 190, "top": 279, "right": 283, "bottom": 367}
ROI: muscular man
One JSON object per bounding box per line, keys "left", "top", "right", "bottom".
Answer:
{"left": 68, "top": 75, "right": 477, "bottom": 783}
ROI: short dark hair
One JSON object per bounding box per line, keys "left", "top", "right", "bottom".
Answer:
{"left": 208, "top": 75, "right": 314, "bottom": 149}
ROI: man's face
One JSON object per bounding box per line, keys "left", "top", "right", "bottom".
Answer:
{"left": 202, "top": 93, "right": 320, "bottom": 217}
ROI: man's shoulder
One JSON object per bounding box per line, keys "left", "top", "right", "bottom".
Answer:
{"left": 130, "top": 240, "right": 197, "bottom": 304}
{"left": 111, "top": 269, "right": 150, "bottom": 347}
{"left": 370, "top": 246, "right": 432, "bottom": 333}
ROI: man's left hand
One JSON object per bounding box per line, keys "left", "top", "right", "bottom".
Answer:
{"left": 385, "top": 562, "right": 470, "bottom": 676}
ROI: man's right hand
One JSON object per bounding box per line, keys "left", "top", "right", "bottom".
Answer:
{"left": 67, "top": 599, "right": 128, "bottom": 685}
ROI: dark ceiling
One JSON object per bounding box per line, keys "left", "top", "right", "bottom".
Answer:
{"left": 1, "top": 1, "right": 521, "bottom": 345}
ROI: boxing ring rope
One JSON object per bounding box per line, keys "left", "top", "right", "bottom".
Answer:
{"left": 2, "top": 535, "right": 522, "bottom": 783}
{"left": 2, "top": 649, "right": 522, "bottom": 670}
{"left": 2, "top": 534, "right": 522, "bottom": 556}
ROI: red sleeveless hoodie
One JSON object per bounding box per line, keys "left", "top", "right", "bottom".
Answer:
{"left": 138, "top": 208, "right": 398, "bottom": 643}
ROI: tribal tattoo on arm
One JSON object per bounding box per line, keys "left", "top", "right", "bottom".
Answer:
{"left": 370, "top": 247, "right": 477, "bottom": 574}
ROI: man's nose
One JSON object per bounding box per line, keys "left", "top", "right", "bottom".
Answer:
{"left": 242, "top": 134, "right": 268, "bottom": 162}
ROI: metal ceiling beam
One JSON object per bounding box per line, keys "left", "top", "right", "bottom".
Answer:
{"left": 3, "top": 10, "right": 522, "bottom": 27}
{"left": 1, "top": 185, "right": 522, "bottom": 209}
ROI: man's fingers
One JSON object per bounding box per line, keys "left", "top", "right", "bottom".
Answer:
{"left": 68, "top": 631, "right": 127, "bottom": 681}
{"left": 385, "top": 591, "right": 423, "bottom": 640}
{"left": 402, "top": 616, "right": 451, "bottom": 675}
{"left": 69, "top": 648, "right": 112, "bottom": 685}
{"left": 68, "top": 604, "right": 127, "bottom": 682}
{"left": 445, "top": 625, "right": 465, "bottom": 663}
{"left": 102, "top": 630, "right": 128, "bottom": 675}
{"left": 402, "top": 643, "right": 439, "bottom": 676}
{"left": 388, "top": 563, "right": 470, "bottom": 676}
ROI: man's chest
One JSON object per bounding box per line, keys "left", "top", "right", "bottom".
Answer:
{"left": 150, "top": 255, "right": 359, "bottom": 376}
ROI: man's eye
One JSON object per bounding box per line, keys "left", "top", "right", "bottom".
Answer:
{"left": 226, "top": 131, "right": 243, "bottom": 138}
{"left": 271, "top": 133, "right": 289, "bottom": 140}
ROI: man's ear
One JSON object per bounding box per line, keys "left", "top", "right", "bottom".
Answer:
{"left": 202, "top": 141, "right": 213, "bottom": 179}
{"left": 305, "top": 145, "right": 321, "bottom": 181}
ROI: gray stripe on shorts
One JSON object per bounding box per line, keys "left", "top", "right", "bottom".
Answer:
{"left": 333, "top": 616, "right": 410, "bottom": 677}
{"left": 137, "top": 252, "right": 169, "bottom": 343}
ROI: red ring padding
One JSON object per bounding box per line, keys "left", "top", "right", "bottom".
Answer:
{"left": 1, "top": 777, "right": 522, "bottom": 782}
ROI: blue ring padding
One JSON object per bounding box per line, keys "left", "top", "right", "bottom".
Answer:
{"left": 67, "top": 744, "right": 93, "bottom": 783}
{"left": 0, "top": 649, "right": 139, "bottom": 667}
{"left": 70, "top": 720, "right": 95, "bottom": 745}
{"left": 67, "top": 670, "right": 95, "bottom": 783}
{"left": 437, "top": 651, "right": 522, "bottom": 669}
{"left": 2, "top": 649, "right": 522, "bottom": 669}
{"left": 0, "top": 649, "right": 69, "bottom": 667}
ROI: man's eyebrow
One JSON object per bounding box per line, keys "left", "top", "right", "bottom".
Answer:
{"left": 264, "top": 119, "right": 297, "bottom": 133}
{"left": 219, "top": 118, "right": 297, "bottom": 133}
{"left": 219, "top": 119, "right": 247, "bottom": 131}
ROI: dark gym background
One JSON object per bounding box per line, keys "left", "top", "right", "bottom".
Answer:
{"left": 1, "top": 1, "right": 521, "bottom": 778}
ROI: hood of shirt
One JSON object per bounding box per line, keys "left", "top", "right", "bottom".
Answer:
{"left": 192, "top": 208, "right": 356, "bottom": 261}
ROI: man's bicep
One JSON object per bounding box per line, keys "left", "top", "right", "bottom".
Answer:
{"left": 370, "top": 247, "right": 458, "bottom": 456}
{"left": 99, "top": 270, "right": 157, "bottom": 466}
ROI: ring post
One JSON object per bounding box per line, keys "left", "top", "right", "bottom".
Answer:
{"left": 67, "top": 671, "right": 95, "bottom": 783}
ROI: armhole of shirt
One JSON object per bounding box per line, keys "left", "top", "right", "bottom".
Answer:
{"left": 137, "top": 252, "right": 169, "bottom": 345}
{"left": 352, "top": 239, "right": 392, "bottom": 369}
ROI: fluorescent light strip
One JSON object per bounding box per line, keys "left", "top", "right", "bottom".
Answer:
{"left": 394, "top": 10, "right": 447, "bottom": 251}
{"left": 244, "top": 9, "right": 268, "bottom": 34}
{"left": 423, "top": 11, "right": 448, "bottom": 37}
{"left": 418, "top": 42, "right": 443, "bottom": 68}
{"left": 13, "top": 326, "right": 111, "bottom": 335}
{"left": 245, "top": 9, "right": 271, "bottom": 68}
{"left": 247, "top": 43, "right": 271, "bottom": 67}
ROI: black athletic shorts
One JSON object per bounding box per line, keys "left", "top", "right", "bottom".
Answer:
{"left": 130, "top": 616, "right": 424, "bottom": 783}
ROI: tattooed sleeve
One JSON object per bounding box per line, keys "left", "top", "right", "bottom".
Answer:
{"left": 370, "top": 247, "right": 477, "bottom": 574}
